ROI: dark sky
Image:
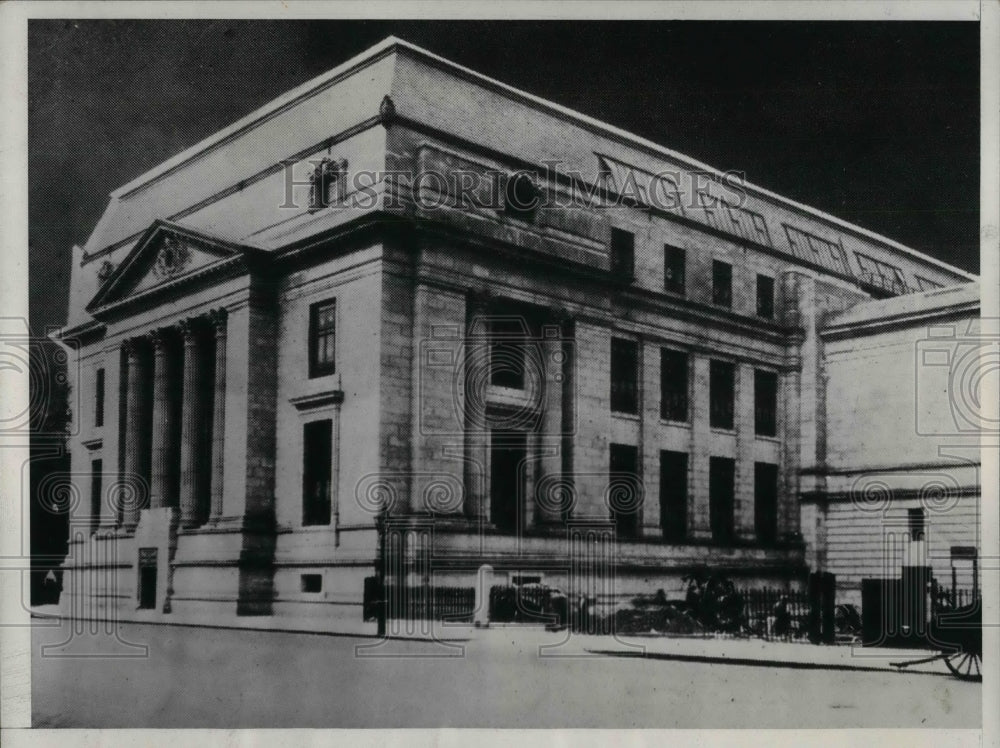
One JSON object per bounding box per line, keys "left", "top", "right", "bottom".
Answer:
{"left": 28, "top": 20, "right": 980, "bottom": 333}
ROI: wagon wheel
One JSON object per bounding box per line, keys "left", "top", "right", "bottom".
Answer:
{"left": 943, "top": 649, "right": 982, "bottom": 682}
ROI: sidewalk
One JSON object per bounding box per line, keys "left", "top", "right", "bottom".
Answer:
{"left": 30, "top": 604, "right": 958, "bottom": 676}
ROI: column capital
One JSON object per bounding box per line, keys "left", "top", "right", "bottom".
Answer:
{"left": 208, "top": 307, "right": 228, "bottom": 333}
{"left": 177, "top": 317, "right": 205, "bottom": 341}
{"left": 149, "top": 327, "right": 172, "bottom": 350}
{"left": 550, "top": 306, "right": 573, "bottom": 325}
{"left": 467, "top": 289, "right": 493, "bottom": 315}
{"left": 121, "top": 337, "right": 143, "bottom": 357}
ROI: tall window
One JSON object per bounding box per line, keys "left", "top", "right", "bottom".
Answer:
{"left": 94, "top": 368, "right": 105, "bottom": 428}
{"left": 660, "top": 450, "right": 688, "bottom": 541}
{"left": 756, "top": 274, "right": 775, "bottom": 319}
{"left": 609, "top": 443, "right": 640, "bottom": 538}
{"left": 90, "top": 459, "right": 103, "bottom": 534}
{"left": 489, "top": 318, "right": 526, "bottom": 389}
{"left": 712, "top": 260, "right": 732, "bottom": 308}
{"left": 309, "top": 299, "right": 337, "bottom": 378}
{"left": 610, "top": 338, "right": 639, "bottom": 415}
{"left": 754, "top": 462, "right": 778, "bottom": 544}
{"left": 660, "top": 348, "right": 688, "bottom": 422}
{"left": 709, "top": 457, "right": 735, "bottom": 543}
{"left": 664, "top": 245, "right": 686, "bottom": 295}
{"left": 754, "top": 370, "right": 778, "bottom": 437}
{"left": 709, "top": 360, "right": 735, "bottom": 430}
{"left": 610, "top": 228, "right": 635, "bottom": 281}
{"left": 302, "top": 420, "right": 332, "bottom": 526}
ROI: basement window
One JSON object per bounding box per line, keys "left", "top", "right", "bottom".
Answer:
{"left": 301, "top": 574, "right": 323, "bottom": 593}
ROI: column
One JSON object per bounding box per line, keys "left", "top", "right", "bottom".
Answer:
{"left": 178, "top": 318, "right": 206, "bottom": 529}
{"left": 208, "top": 308, "right": 227, "bottom": 522}
{"left": 148, "top": 328, "right": 177, "bottom": 510}
{"left": 121, "top": 338, "right": 147, "bottom": 531}
{"left": 97, "top": 342, "right": 123, "bottom": 530}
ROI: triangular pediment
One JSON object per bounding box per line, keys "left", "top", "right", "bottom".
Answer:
{"left": 87, "top": 221, "right": 254, "bottom": 312}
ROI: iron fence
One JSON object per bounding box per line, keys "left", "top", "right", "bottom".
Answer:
{"left": 381, "top": 584, "right": 475, "bottom": 622}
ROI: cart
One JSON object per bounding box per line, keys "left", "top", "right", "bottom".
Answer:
{"left": 890, "top": 601, "right": 982, "bottom": 681}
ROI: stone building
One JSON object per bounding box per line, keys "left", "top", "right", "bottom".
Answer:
{"left": 53, "top": 37, "right": 978, "bottom": 627}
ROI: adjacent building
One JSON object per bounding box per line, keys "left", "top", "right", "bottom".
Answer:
{"left": 53, "top": 37, "right": 979, "bottom": 627}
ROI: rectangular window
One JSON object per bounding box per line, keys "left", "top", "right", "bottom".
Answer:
{"left": 709, "top": 360, "right": 735, "bottom": 430}
{"left": 90, "top": 459, "right": 102, "bottom": 534}
{"left": 908, "top": 508, "right": 926, "bottom": 542}
{"left": 309, "top": 300, "right": 337, "bottom": 378}
{"left": 302, "top": 420, "right": 332, "bottom": 526}
{"left": 94, "top": 368, "right": 105, "bottom": 428}
{"left": 610, "top": 444, "right": 640, "bottom": 538}
{"left": 785, "top": 224, "right": 849, "bottom": 275}
{"left": 610, "top": 228, "right": 635, "bottom": 281}
{"left": 855, "top": 252, "right": 908, "bottom": 294}
{"left": 489, "top": 318, "right": 526, "bottom": 389}
{"left": 712, "top": 260, "right": 732, "bottom": 308}
{"left": 709, "top": 457, "right": 736, "bottom": 543}
{"left": 756, "top": 275, "right": 775, "bottom": 319}
{"left": 659, "top": 450, "right": 688, "bottom": 542}
{"left": 754, "top": 369, "right": 778, "bottom": 437}
{"left": 610, "top": 338, "right": 639, "bottom": 415}
{"left": 754, "top": 462, "right": 778, "bottom": 544}
{"left": 301, "top": 574, "right": 323, "bottom": 593}
{"left": 660, "top": 348, "right": 688, "bottom": 422}
{"left": 664, "top": 245, "right": 686, "bottom": 295}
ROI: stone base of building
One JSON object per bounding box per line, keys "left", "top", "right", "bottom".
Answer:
{"left": 58, "top": 512, "right": 806, "bottom": 634}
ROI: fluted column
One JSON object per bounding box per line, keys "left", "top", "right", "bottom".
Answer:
{"left": 178, "top": 318, "right": 206, "bottom": 528}
{"left": 149, "top": 328, "right": 178, "bottom": 510}
{"left": 208, "top": 309, "right": 227, "bottom": 522}
{"left": 121, "top": 338, "right": 148, "bottom": 531}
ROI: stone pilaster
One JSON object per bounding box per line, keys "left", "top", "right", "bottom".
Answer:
{"left": 640, "top": 338, "right": 661, "bottom": 536}
{"left": 735, "top": 362, "right": 757, "bottom": 540}
{"left": 535, "top": 313, "right": 567, "bottom": 525}
{"left": 463, "top": 292, "right": 489, "bottom": 520}
{"left": 178, "top": 318, "right": 207, "bottom": 529}
{"left": 688, "top": 355, "right": 712, "bottom": 539}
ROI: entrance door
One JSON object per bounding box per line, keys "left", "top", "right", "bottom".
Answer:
{"left": 660, "top": 450, "right": 688, "bottom": 541}
{"left": 490, "top": 431, "right": 526, "bottom": 532}
{"left": 709, "top": 457, "right": 735, "bottom": 543}
{"left": 138, "top": 548, "right": 157, "bottom": 610}
{"left": 610, "top": 444, "right": 640, "bottom": 538}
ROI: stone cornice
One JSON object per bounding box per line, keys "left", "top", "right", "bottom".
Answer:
{"left": 289, "top": 390, "right": 345, "bottom": 410}
{"left": 820, "top": 300, "right": 980, "bottom": 341}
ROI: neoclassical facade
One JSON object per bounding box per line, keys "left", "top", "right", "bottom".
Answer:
{"left": 54, "top": 37, "right": 978, "bottom": 628}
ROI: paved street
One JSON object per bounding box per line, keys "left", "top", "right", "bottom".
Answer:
{"left": 32, "top": 620, "right": 980, "bottom": 728}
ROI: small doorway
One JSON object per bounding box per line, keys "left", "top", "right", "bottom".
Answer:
{"left": 490, "top": 431, "right": 526, "bottom": 532}
{"left": 138, "top": 548, "right": 158, "bottom": 610}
